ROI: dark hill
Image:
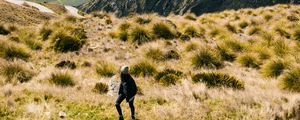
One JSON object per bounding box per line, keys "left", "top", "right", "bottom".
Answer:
{"left": 79, "top": 0, "right": 299, "bottom": 17}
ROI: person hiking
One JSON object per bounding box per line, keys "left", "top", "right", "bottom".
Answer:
{"left": 115, "top": 66, "right": 137, "bottom": 120}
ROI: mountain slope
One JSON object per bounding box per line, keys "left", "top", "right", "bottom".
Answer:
{"left": 28, "top": 0, "right": 88, "bottom": 6}
{"left": 0, "top": 1, "right": 54, "bottom": 25}
{"left": 79, "top": 0, "right": 300, "bottom": 16}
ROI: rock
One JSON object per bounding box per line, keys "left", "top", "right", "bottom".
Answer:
{"left": 180, "top": 34, "right": 191, "bottom": 41}
{"left": 107, "top": 79, "right": 120, "bottom": 96}
{"left": 59, "top": 111, "right": 67, "bottom": 118}
{"left": 55, "top": 60, "right": 76, "bottom": 69}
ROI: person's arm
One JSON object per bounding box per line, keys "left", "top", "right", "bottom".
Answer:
{"left": 118, "top": 82, "right": 123, "bottom": 95}
{"left": 122, "top": 82, "right": 128, "bottom": 96}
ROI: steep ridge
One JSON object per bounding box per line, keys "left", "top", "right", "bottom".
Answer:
{"left": 79, "top": 0, "right": 300, "bottom": 17}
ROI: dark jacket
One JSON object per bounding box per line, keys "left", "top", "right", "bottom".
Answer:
{"left": 118, "top": 73, "right": 137, "bottom": 101}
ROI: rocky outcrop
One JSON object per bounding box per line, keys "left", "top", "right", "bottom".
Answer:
{"left": 79, "top": 0, "right": 300, "bottom": 17}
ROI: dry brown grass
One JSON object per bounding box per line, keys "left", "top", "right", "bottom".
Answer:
{"left": 1, "top": 3, "right": 300, "bottom": 120}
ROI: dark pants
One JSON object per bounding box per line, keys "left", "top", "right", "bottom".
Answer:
{"left": 115, "top": 94, "right": 135, "bottom": 117}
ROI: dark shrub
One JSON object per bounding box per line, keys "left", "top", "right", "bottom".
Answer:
{"left": 192, "top": 72, "right": 244, "bottom": 89}
{"left": 55, "top": 60, "right": 76, "bottom": 69}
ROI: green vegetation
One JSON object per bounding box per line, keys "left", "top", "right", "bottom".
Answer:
{"left": 93, "top": 82, "right": 108, "bottom": 94}
{"left": 95, "top": 61, "right": 116, "bottom": 77}
{"left": 280, "top": 68, "right": 300, "bottom": 92}
{"left": 155, "top": 69, "right": 183, "bottom": 86}
{"left": 49, "top": 71, "right": 75, "bottom": 87}
{"left": 191, "top": 48, "right": 223, "bottom": 69}
{"left": 192, "top": 72, "right": 244, "bottom": 89}
{"left": 130, "top": 61, "right": 157, "bottom": 77}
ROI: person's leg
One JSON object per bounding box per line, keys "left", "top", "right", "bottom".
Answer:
{"left": 115, "top": 94, "right": 126, "bottom": 119}
{"left": 128, "top": 98, "right": 135, "bottom": 119}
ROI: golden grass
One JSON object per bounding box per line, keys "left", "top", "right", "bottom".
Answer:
{"left": 1, "top": 3, "right": 300, "bottom": 120}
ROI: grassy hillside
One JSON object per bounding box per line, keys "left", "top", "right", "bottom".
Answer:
{"left": 1, "top": 3, "right": 300, "bottom": 120}
{"left": 28, "top": 0, "right": 88, "bottom": 6}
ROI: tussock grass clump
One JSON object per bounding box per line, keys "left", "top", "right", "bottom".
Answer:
{"left": 155, "top": 69, "right": 183, "bottom": 86}
{"left": 222, "top": 39, "right": 246, "bottom": 52}
{"left": 117, "top": 30, "right": 129, "bottom": 41}
{"left": 192, "top": 72, "right": 245, "bottom": 89}
{"left": 237, "top": 53, "right": 261, "bottom": 68}
{"left": 239, "top": 21, "right": 249, "bottom": 29}
{"left": 280, "top": 68, "right": 300, "bottom": 92}
{"left": 185, "top": 42, "right": 199, "bottom": 52}
{"left": 184, "top": 14, "right": 197, "bottom": 21}
{"left": 247, "top": 26, "right": 262, "bottom": 35}
{"left": 95, "top": 61, "right": 116, "bottom": 77}
{"left": 164, "top": 50, "right": 180, "bottom": 60}
{"left": 145, "top": 48, "right": 164, "bottom": 61}
{"left": 136, "top": 17, "right": 152, "bottom": 24}
{"left": 293, "top": 30, "right": 300, "bottom": 41}
{"left": 152, "top": 23, "right": 176, "bottom": 39}
{"left": 225, "top": 23, "right": 237, "bottom": 33}
{"left": 93, "top": 82, "right": 108, "bottom": 94}
{"left": 14, "top": 29, "right": 43, "bottom": 50}
{"left": 130, "top": 27, "right": 152, "bottom": 45}
{"left": 263, "top": 14, "right": 273, "bottom": 21}
{"left": 40, "top": 27, "right": 53, "bottom": 41}
{"left": 184, "top": 26, "right": 200, "bottom": 37}
{"left": 272, "top": 39, "right": 290, "bottom": 56}
{"left": 0, "top": 25, "right": 10, "bottom": 35}
{"left": 130, "top": 61, "right": 157, "bottom": 77}
{"left": 275, "top": 27, "right": 290, "bottom": 39}
{"left": 191, "top": 48, "right": 223, "bottom": 69}
{"left": 261, "top": 59, "right": 289, "bottom": 77}
{"left": 287, "top": 15, "right": 299, "bottom": 22}
{"left": 216, "top": 45, "right": 236, "bottom": 62}
{"left": 0, "top": 41, "right": 30, "bottom": 60}
{"left": 51, "top": 32, "right": 86, "bottom": 52}
{"left": 64, "top": 15, "right": 78, "bottom": 23}
{"left": 0, "top": 62, "right": 34, "bottom": 83}
{"left": 49, "top": 71, "right": 75, "bottom": 87}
